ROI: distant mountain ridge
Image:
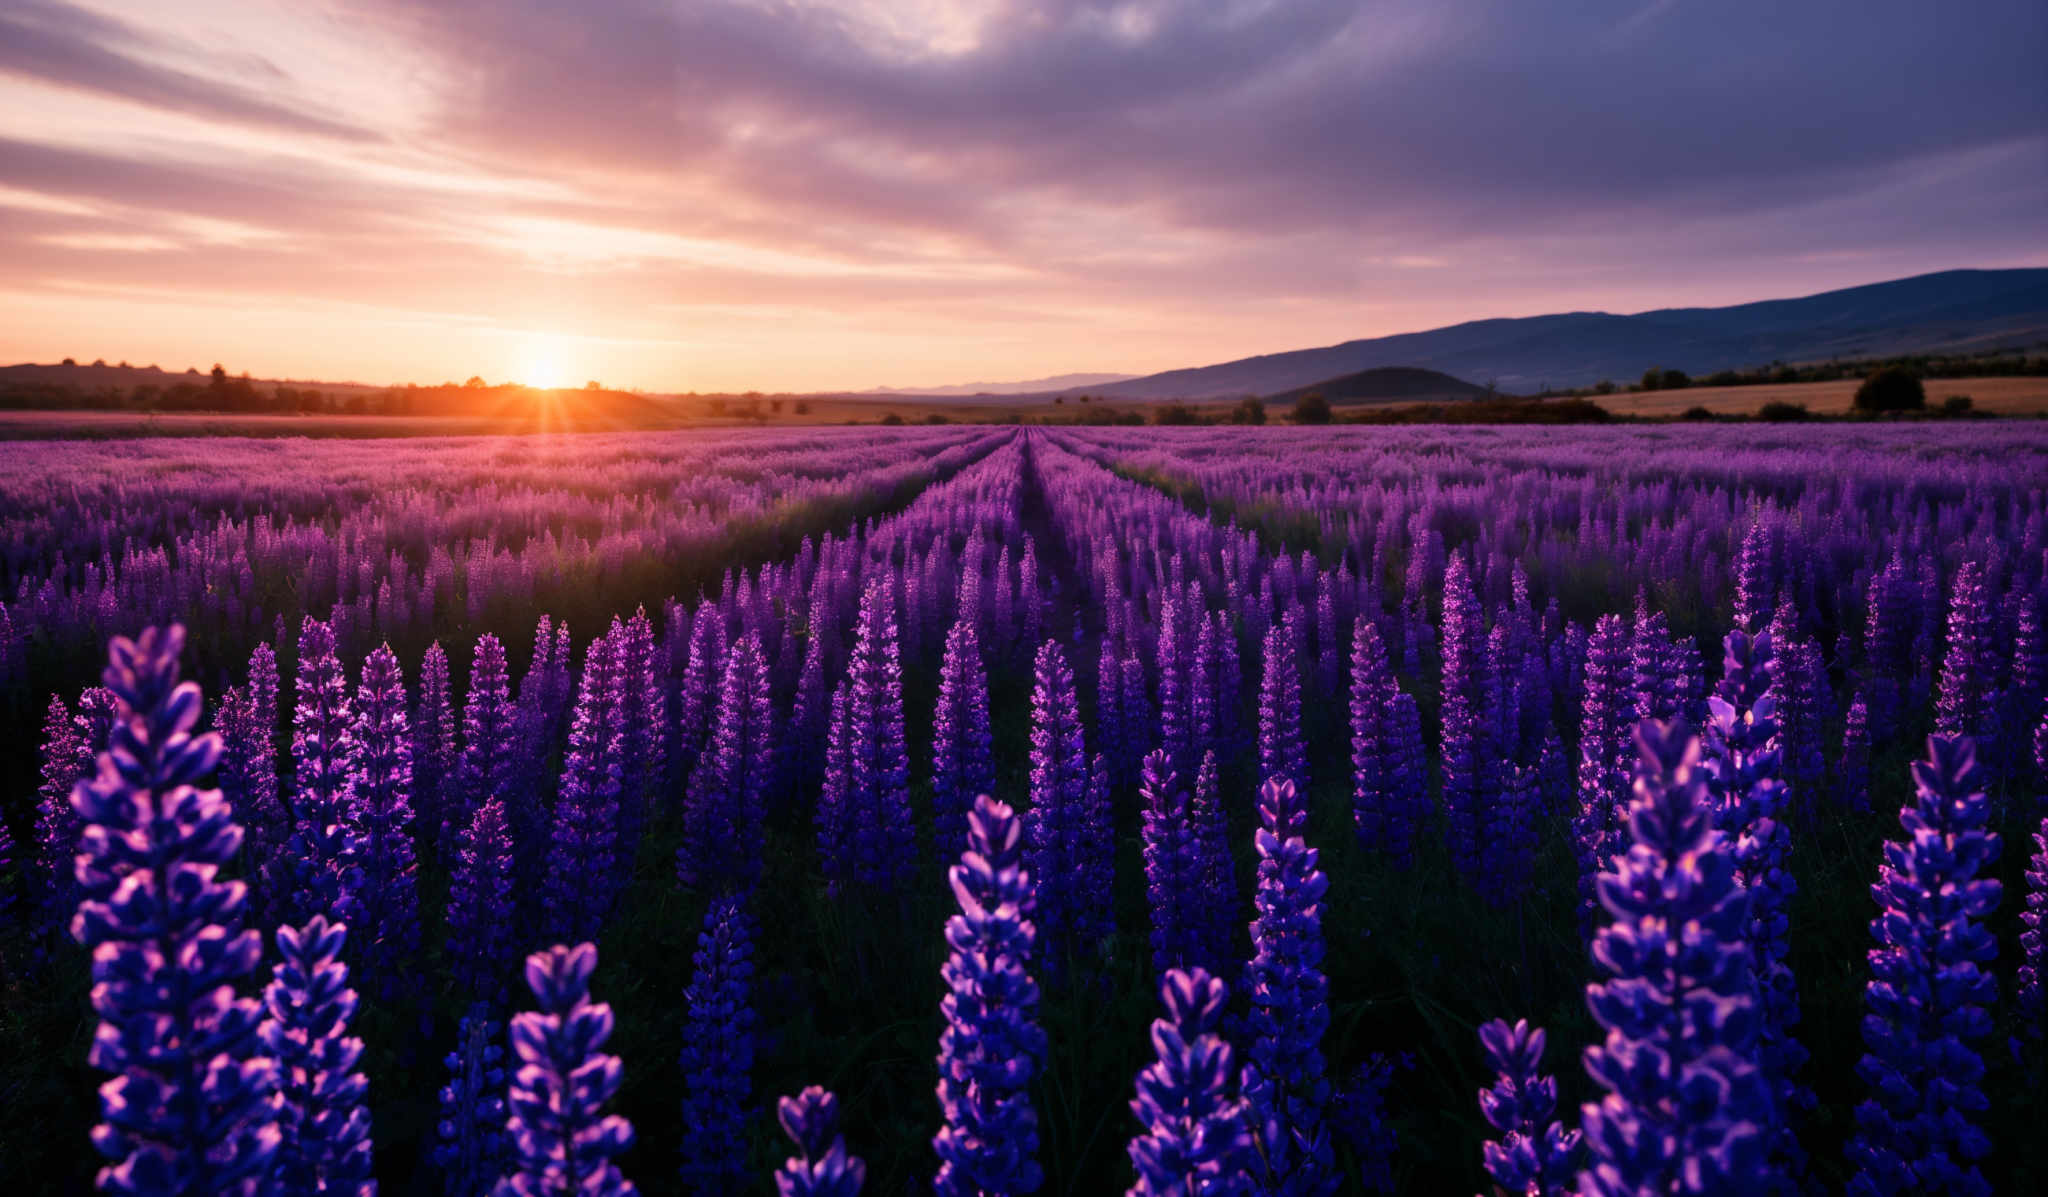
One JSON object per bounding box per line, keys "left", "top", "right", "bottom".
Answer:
{"left": 865, "top": 371, "right": 1137, "bottom": 396}
{"left": 1092, "top": 269, "right": 2048, "bottom": 398}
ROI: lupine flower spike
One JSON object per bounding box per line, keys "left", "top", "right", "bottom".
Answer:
{"left": 1126, "top": 967, "right": 1250, "bottom": 1196}
{"left": 496, "top": 943, "right": 637, "bottom": 1197}
{"left": 1578, "top": 720, "right": 1769, "bottom": 1197}
{"left": 1846, "top": 736, "right": 2001, "bottom": 1197}
{"left": 69, "top": 625, "right": 280, "bottom": 1196}
{"left": 260, "top": 916, "right": 374, "bottom": 1197}
{"left": 1476, "top": 1018, "right": 1578, "bottom": 1197}
{"left": 777, "top": 1087, "right": 866, "bottom": 1197}
{"left": 934, "top": 794, "right": 1046, "bottom": 1196}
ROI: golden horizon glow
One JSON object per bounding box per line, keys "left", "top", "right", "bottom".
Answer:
{"left": 513, "top": 334, "right": 580, "bottom": 391}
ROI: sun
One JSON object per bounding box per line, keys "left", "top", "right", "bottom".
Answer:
{"left": 514, "top": 333, "right": 579, "bottom": 390}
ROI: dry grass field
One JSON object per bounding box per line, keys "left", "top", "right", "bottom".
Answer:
{"left": 1592, "top": 375, "right": 2048, "bottom": 416}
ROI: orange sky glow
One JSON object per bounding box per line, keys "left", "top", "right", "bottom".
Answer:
{"left": 1, "top": 0, "right": 2041, "bottom": 393}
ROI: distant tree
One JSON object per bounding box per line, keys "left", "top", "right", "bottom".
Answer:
{"left": 92, "top": 358, "right": 107, "bottom": 367}
{"left": 585, "top": 380, "right": 602, "bottom": 390}
{"left": 465, "top": 375, "right": 487, "bottom": 389}
{"left": 211, "top": 364, "right": 228, "bottom": 390}
{"left": 60, "top": 357, "right": 76, "bottom": 366}
{"left": 880, "top": 412, "right": 905, "bottom": 426}
{"left": 924, "top": 413, "right": 950, "bottom": 425}
{"left": 1154, "top": 403, "right": 1200, "bottom": 426}
{"left": 1681, "top": 406, "right": 1716, "bottom": 421}
{"left": 1054, "top": 396, "right": 1065, "bottom": 405}
{"left": 1291, "top": 392, "right": 1333, "bottom": 425}
{"left": 1854, "top": 368, "right": 1925, "bottom": 413}
{"left": 792, "top": 400, "right": 811, "bottom": 415}
{"left": 1757, "top": 401, "right": 1811, "bottom": 422}
{"left": 1593, "top": 379, "right": 1615, "bottom": 395}
{"left": 1078, "top": 394, "right": 1091, "bottom": 403}
{"left": 770, "top": 398, "right": 784, "bottom": 413}
{"left": 707, "top": 398, "right": 727, "bottom": 416}
{"left": 1658, "top": 369, "right": 1691, "bottom": 390}
{"left": 1639, "top": 367, "right": 1663, "bottom": 391}
{"left": 118, "top": 360, "right": 130, "bottom": 368}
{"left": 1940, "top": 395, "right": 1975, "bottom": 417}
{"left": 1230, "top": 397, "right": 1267, "bottom": 425}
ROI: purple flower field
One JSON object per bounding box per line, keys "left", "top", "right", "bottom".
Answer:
{"left": 3, "top": 422, "right": 2047, "bottom": 1195}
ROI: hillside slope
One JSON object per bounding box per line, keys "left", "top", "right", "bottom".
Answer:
{"left": 1095, "top": 268, "right": 2048, "bottom": 397}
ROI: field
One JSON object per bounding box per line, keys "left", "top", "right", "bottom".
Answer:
{"left": 1, "top": 423, "right": 2045, "bottom": 1195}
{"left": 1589, "top": 373, "right": 2048, "bottom": 416}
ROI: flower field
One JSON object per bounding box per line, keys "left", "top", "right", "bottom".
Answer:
{"left": 2, "top": 423, "right": 2045, "bottom": 1195}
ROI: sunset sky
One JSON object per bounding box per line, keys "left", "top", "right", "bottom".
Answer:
{"left": 1, "top": 0, "right": 2042, "bottom": 393}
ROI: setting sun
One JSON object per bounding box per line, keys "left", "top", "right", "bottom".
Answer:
{"left": 514, "top": 334, "right": 579, "bottom": 390}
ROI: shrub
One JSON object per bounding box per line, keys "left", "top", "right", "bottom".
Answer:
{"left": 1154, "top": 403, "right": 1200, "bottom": 426}
{"left": 1940, "top": 395, "right": 1975, "bottom": 417}
{"left": 1854, "top": 368, "right": 1925, "bottom": 413}
{"left": 1291, "top": 392, "right": 1332, "bottom": 425}
{"left": 879, "top": 412, "right": 905, "bottom": 426}
{"left": 1756, "top": 402, "right": 1811, "bottom": 422}
{"left": 1681, "top": 406, "right": 1716, "bottom": 421}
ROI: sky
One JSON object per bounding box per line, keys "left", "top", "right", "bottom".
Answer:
{"left": 0, "top": 0, "right": 2043, "bottom": 393}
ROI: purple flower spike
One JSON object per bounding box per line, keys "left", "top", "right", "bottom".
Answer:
{"left": 1476, "top": 1018, "right": 1578, "bottom": 1197}
{"left": 777, "top": 1087, "right": 866, "bottom": 1197}
{"left": 261, "top": 915, "right": 374, "bottom": 1197}
{"left": 1126, "top": 968, "right": 1251, "bottom": 1196}
{"left": 69, "top": 625, "right": 279, "bottom": 1197}
{"left": 1578, "top": 719, "right": 1770, "bottom": 1197}
{"left": 934, "top": 795, "right": 1046, "bottom": 1196}
{"left": 1846, "top": 736, "right": 2001, "bottom": 1197}
{"left": 496, "top": 943, "right": 637, "bottom": 1197}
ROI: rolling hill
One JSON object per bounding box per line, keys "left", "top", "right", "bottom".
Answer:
{"left": 1265, "top": 366, "right": 1494, "bottom": 406}
{"left": 1092, "top": 269, "right": 2048, "bottom": 398}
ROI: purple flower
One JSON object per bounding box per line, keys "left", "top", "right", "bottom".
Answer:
{"left": 932, "top": 617, "right": 996, "bottom": 859}
{"left": 1191, "top": 751, "right": 1237, "bottom": 977}
{"left": 1439, "top": 556, "right": 1499, "bottom": 895}
{"left": 1141, "top": 750, "right": 1209, "bottom": 977}
{"left": 1157, "top": 596, "right": 1195, "bottom": 780}
{"left": 446, "top": 798, "right": 517, "bottom": 1010}
{"left": 675, "top": 609, "right": 727, "bottom": 783}
{"left": 497, "top": 943, "right": 637, "bottom": 1197}
{"left": 33, "top": 692, "right": 88, "bottom": 941}
{"left": 435, "top": 1009, "right": 508, "bottom": 1197}
{"left": 1242, "top": 777, "right": 1335, "bottom": 1197}
{"left": 1127, "top": 968, "right": 1251, "bottom": 1196}
{"left": 678, "top": 897, "right": 756, "bottom": 1196}
{"left": 1705, "top": 630, "right": 1809, "bottom": 1174}
{"left": 454, "top": 634, "right": 521, "bottom": 862}
{"left": 1572, "top": 614, "right": 1634, "bottom": 942}
{"left": 678, "top": 633, "right": 774, "bottom": 894}
{"left": 346, "top": 642, "right": 421, "bottom": 1005}
{"left": 1578, "top": 720, "right": 1769, "bottom": 1197}
{"left": 414, "top": 641, "right": 458, "bottom": 855}
{"left": 1026, "top": 640, "right": 1113, "bottom": 966}
{"left": 1476, "top": 1018, "right": 1578, "bottom": 1197}
{"left": 1934, "top": 562, "right": 1994, "bottom": 760}
{"left": 1349, "top": 619, "right": 1417, "bottom": 869}
{"left": 69, "top": 625, "right": 279, "bottom": 1196}
{"left": 2018, "top": 816, "right": 2047, "bottom": 1048}
{"left": 1839, "top": 693, "right": 1872, "bottom": 815}
{"left": 1259, "top": 621, "right": 1307, "bottom": 797}
{"left": 934, "top": 795, "right": 1046, "bottom": 1196}
{"left": 542, "top": 629, "right": 628, "bottom": 945}
{"left": 290, "top": 618, "right": 358, "bottom": 926}
{"left": 777, "top": 1087, "right": 866, "bottom": 1197}
{"left": 261, "top": 916, "right": 374, "bottom": 1197}
{"left": 822, "top": 582, "right": 915, "bottom": 893}
{"left": 1846, "top": 736, "right": 2001, "bottom": 1197}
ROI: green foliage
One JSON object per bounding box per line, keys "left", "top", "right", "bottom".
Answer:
{"left": 1230, "top": 397, "right": 1267, "bottom": 425}
{"left": 1154, "top": 403, "right": 1201, "bottom": 426}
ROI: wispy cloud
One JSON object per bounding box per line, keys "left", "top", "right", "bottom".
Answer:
{"left": 0, "top": 0, "right": 2041, "bottom": 390}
